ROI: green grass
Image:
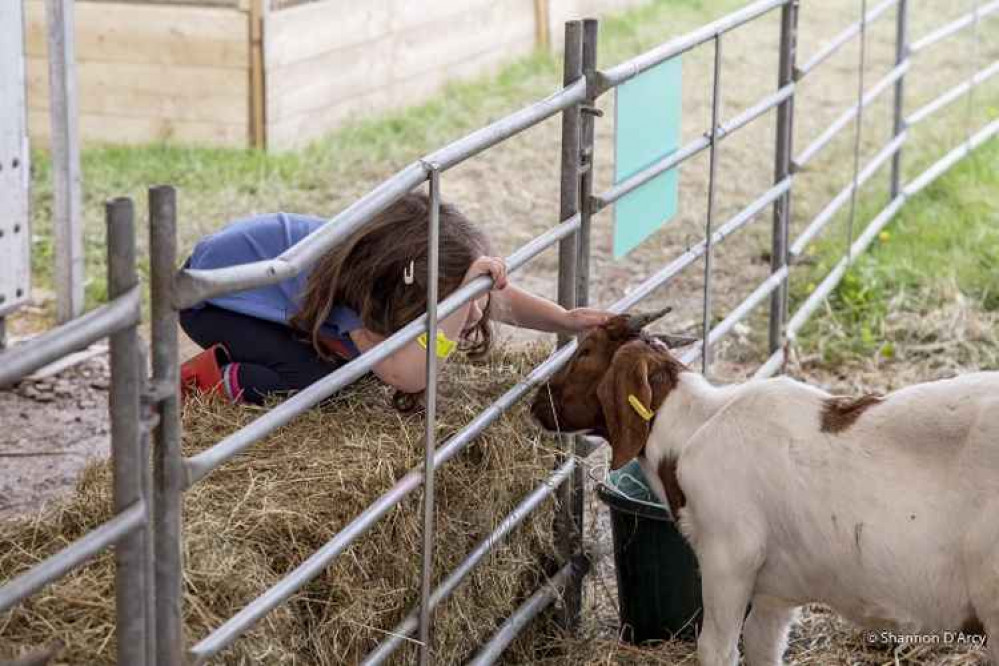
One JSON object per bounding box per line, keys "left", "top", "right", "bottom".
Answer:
{"left": 792, "top": 138, "right": 999, "bottom": 365}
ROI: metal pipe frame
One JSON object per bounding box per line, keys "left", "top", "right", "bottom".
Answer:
{"left": 466, "top": 556, "right": 589, "bottom": 666}
{"left": 361, "top": 459, "right": 577, "bottom": 666}
{"left": 790, "top": 130, "right": 907, "bottom": 257}
{"left": 613, "top": 177, "right": 793, "bottom": 315}
{"left": 173, "top": 81, "right": 586, "bottom": 310}
{"left": 890, "top": 0, "right": 909, "bottom": 198}
{"left": 909, "top": 0, "right": 999, "bottom": 55}
{"left": 600, "top": 0, "right": 789, "bottom": 88}
{"left": 769, "top": 0, "right": 799, "bottom": 355}
{"left": 0, "top": 284, "right": 140, "bottom": 387}
{"left": 844, "top": 0, "right": 870, "bottom": 262}
{"left": 417, "top": 168, "right": 441, "bottom": 666}
{"left": 0, "top": 501, "right": 146, "bottom": 613}
{"left": 701, "top": 35, "right": 723, "bottom": 373}
{"left": 183, "top": 214, "right": 580, "bottom": 487}
{"left": 793, "top": 59, "right": 910, "bottom": 170}
{"left": 906, "top": 59, "right": 999, "bottom": 127}
{"left": 106, "top": 197, "right": 149, "bottom": 666}
{"left": 756, "top": 115, "right": 999, "bottom": 379}
{"left": 592, "top": 82, "right": 793, "bottom": 213}
{"left": 148, "top": 186, "right": 186, "bottom": 666}
{"left": 794, "top": 0, "right": 896, "bottom": 80}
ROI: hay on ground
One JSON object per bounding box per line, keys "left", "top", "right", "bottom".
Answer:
{"left": 1, "top": 346, "right": 570, "bottom": 665}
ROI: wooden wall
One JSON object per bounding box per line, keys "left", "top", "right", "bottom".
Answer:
{"left": 24, "top": 1, "right": 250, "bottom": 147}
{"left": 264, "top": 0, "right": 539, "bottom": 150}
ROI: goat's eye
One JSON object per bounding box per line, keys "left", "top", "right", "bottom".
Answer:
{"left": 578, "top": 348, "right": 590, "bottom": 358}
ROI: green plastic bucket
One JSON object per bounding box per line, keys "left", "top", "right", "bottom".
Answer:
{"left": 596, "top": 460, "right": 702, "bottom": 644}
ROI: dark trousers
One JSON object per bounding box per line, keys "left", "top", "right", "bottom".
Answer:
{"left": 180, "top": 304, "right": 342, "bottom": 404}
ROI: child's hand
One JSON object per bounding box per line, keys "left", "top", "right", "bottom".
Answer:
{"left": 464, "top": 256, "right": 508, "bottom": 290}
{"left": 565, "top": 307, "right": 614, "bottom": 332}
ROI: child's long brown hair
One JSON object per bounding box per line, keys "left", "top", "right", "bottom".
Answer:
{"left": 290, "top": 192, "right": 493, "bottom": 362}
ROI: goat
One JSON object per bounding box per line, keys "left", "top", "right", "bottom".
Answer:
{"left": 531, "top": 308, "right": 999, "bottom": 666}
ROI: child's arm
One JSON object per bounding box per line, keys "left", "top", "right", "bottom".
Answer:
{"left": 490, "top": 283, "right": 612, "bottom": 334}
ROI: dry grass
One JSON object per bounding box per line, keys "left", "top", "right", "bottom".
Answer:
{"left": 0, "top": 347, "right": 573, "bottom": 665}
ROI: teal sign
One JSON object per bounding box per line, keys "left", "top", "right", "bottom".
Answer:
{"left": 613, "top": 57, "right": 683, "bottom": 259}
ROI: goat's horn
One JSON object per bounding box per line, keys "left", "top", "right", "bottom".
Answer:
{"left": 626, "top": 306, "right": 672, "bottom": 333}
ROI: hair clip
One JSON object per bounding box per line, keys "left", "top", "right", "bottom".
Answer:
{"left": 403, "top": 260, "right": 415, "bottom": 285}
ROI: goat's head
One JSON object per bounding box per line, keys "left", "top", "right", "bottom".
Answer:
{"left": 530, "top": 307, "right": 693, "bottom": 469}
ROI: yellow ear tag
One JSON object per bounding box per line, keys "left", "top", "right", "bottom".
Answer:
{"left": 627, "top": 394, "right": 654, "bottom": 422}
{"left": 418, "top": 331, "right": 457, "bottom": 359}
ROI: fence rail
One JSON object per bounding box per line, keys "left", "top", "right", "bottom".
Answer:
{"left": 3, "top": 0, "right": 997, "bottom": 662}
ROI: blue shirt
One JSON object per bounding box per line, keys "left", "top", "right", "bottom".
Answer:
{"left": 186, "top": 213, "right": 362, "bottom": 356}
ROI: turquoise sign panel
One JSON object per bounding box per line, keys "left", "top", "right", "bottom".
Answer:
{"left": 613, "top": 57, "right": 682, "bottom": 259}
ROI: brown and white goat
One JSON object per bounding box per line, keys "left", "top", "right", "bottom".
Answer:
{"left": 531, "top": 309, "right": 999, "bottom": 666}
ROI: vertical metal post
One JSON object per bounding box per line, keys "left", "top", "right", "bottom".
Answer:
{"left": 576, "top": 18, "right": 599, "bottom": 309}
{"left": 149, "top": 185, "right": 185, "bottom": 666}
{"left": 557, "top": 21, "right": 582, "bottom": 344}
{"left": 845, "top": 0, "right": 869, "bottom": 261}
{"left": 418, "top": 168, "right": 442, "bottom": 666}
{"left": 45, "top": 0, "right": 84, "bottom": 323}
{"left": 701, "top": 36, "right": 723, "bottom": 374}
{"left": 889, "top": 0, "right": 909, "bottom": 198}
{"left": 106, "top": 197, "right": 147, "bottom": 666}
{"left": 768, "top": 0, "right": 798, "bottom": 355}
{"left": 965, "top": 0, "right": 981, "bottom": 144}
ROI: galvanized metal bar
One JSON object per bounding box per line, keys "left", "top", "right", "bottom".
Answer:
{"left": 906, "top": 60, "right": 999, "bottom": 127}
{"left": 593, "top": 135, "right": 710, "bottom": 211}
{"left": 890, "top": 0, "right": 909, "bottom": 198}
{"left": 965, "top": 0, "right": 982, "bottom": 145}
{"left": 466, "top": 557, "right": 588, "bottom": 666}
{"left": 557, "top": 20, "right": 582, "bottom": 337}
{"left": 45, "top": 0, "right": 84, "bottom": 323}
{"left": 554, "top": 19, "right": 584, "bottom": 637}
{"left": 614, "top": 177, "right": 793, "bottom": 314}
{"left": 187, "top": 342, "right": 579, "bottom": 664}
{"left": 795, "top": 0, "right": 896, "bottom": 79}
{"left": 106, "top": 196, "right": 148, "bottom": 666}
{"left": 183, "top": 214, "right": 580, "bottom": 487}
{"left": 844, "top": 0, "right": 870, "bottom": 262}
{"left": 594, "top": 83, "right": 794, "bottom": 213}
{"left": 789, "top": 131, "right": 907, "bottom": 257}
{"left": 601, "top": 0, "right": 789, "bottom": 88}
{"left": 769, "top": 0, "right": 798, "bottom": 356}
{"left": 793, "top": 59, "right": 909, "bottom": 169}
{"left": 701, "top": 35, "right": 723, "bottom": 373}
{"left": 909, "top": 0, "right": 999, "bottom": 55}
{"left": 681, "top": 265, "right": 789, "bottom": 366}
{"left": 717, "top": 82, "right": 794, "bottom": 139}
{"left": 904, "top": 116, "right": 999, "bottom": 196}
{"left": 0, "top": 284, "right": 140, "bottom": 388}
{"left": 576, "top": 18, "right": 598, "bottom": 309}
{"left": 174, "top": 82, "right": 586, "bottom": 310}
{"left": 361, "top": 459, "right": 577, "bottom": 666}
{"left": 149, "top": 185, "right": 186, "bottom": 666}
{"left": 417, "top": 168, "right": 441, "bottom": 666}
{"left": 760, "top": 115, "right": 999, "bottom": 380}
{"left": 0, "top": 501, "right": 146, "bottom": 613}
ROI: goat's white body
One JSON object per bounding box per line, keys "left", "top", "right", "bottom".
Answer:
{"left": 638, "top": 372, "right": 999, "bottom": 666}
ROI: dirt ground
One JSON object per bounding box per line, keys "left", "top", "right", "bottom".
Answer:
{"left": 2, "top": 0, "right": 997, "bottom": 663}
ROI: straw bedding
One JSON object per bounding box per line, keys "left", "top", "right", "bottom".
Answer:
{"left": 0, "top": 346, "right": 567, "bottom": 665}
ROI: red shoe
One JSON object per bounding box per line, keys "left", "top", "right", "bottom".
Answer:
{"left": 181, "top": 344, "right": 231, "bottom": 399}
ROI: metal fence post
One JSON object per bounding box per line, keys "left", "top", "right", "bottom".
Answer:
{"left": 554, "top": 19, "right": 586, "bottom": 632}
{"left": 768, "top": 0, "right": 799, "bottom": 356}
{"left": 106, "top": 197, "right": 148, "bottom": 666}
{"left": 889, "top": 0, "right": 909, "bottom": 198}
{"left": 576, "top": 18, "right": 599, "bottom": 309}
{"left": 149, "top": 185, "right": 186, "bottom": 666}
{"left": 418, "top": 167, "right": 442, "bottom": 666}
{"left": 701, "top": 36, "right": 723, "bottom": 374}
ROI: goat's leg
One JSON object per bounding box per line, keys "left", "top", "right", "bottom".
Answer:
{"left": 742, "top": 595, "right": 797, "bottom": 666}
{"left": 964, "top": 500, "right": 999, "bottom": 665}
{"left": 696, "top": 545, "right": 757, "bottom": 666}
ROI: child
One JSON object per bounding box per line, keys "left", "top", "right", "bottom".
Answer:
{"left": 180, "top": 192, "right": 611, "bottom": 406}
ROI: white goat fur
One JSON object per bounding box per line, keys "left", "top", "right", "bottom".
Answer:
{"left": 636, "top": 371, "right": 999, "bottom": 666}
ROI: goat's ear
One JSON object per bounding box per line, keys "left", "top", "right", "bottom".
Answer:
{"left": 596, "top": 349, "right": 654, "bottom": 470}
